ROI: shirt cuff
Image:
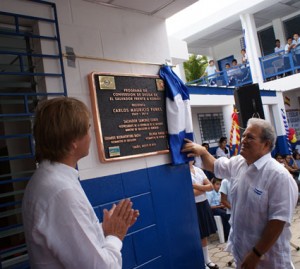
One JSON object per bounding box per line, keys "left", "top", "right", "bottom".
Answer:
{"left": 105, "top": 235, "right": 123, "bottom": 251}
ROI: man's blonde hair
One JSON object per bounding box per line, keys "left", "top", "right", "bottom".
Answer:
{"left": 34, "top": 97, "right": 90, "bottom": 162}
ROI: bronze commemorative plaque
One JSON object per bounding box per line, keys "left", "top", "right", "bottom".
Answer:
{"left": 89, "top": 72, "right": 169, "bottom": 162}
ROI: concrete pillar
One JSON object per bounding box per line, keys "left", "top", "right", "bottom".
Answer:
{"left": 273, "top": 91, "right": 286, "bottom": 135}
{"left": 272, "top": 18, "right": 286, "bottom": 46}
{"left": 240, "top": 13, "right": 264, "bottom": 85}
{"left": 271, "top": 91, "right": 291, "bottom": 154}
{"left": 263, "top": 104, "right": 271, "bottom": 122}
{"left": 222, "top": 105, "right": 234, "bottom": 138}
{"left": 173, "top": 63, "right": 186, "bottom": 82}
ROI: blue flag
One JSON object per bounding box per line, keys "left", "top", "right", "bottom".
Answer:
{"left": 159, "top": 65, "right": 194, "bottom": 165}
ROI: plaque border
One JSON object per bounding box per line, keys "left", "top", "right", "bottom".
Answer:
{"left": 88, "top": 72, "right": 169, "bottom": 163}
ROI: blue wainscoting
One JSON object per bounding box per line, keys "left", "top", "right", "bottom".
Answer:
{"left": 81, "top": 163, "right": 204, "bottom": 269}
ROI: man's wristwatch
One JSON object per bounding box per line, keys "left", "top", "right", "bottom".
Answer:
{"left": 252, "top": 247, "right": 263, "bottom": 258}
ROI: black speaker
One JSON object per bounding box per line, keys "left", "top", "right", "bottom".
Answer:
{"left": 234, "top": 83, "right": 265, "bottom": 128}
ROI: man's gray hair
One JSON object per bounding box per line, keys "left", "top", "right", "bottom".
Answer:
{"left": 247, "top": 118, "right": 276, "bottom": 150}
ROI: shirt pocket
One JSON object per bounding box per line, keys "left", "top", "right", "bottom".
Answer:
{"left": 246, "top": 186, "right": 268, "bottom": 213}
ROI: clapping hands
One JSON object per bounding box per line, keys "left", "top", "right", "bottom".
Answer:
{"left": 102, "top": 199, "right": 139, "bottom": 241}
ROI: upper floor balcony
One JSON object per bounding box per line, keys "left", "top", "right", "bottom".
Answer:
{"left": 186, "top": 47, "right": 300, "bottom": 90}
{"left": 186, "top": 64, "right": 252, "bottom": 88}
{"left": 260, "top": 47, "right": 300, "bottom": 82}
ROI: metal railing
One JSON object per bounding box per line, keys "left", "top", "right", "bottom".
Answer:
{"left": 259, "top": 46, "right": 300, "bottom": 81}
{"left": 0, "top": 1, "right": 67, "bottom": 268}
{"left": 186, "top": 64, "right": 252, "bottom": 88}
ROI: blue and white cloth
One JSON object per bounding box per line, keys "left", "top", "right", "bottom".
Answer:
{"left": 159, "top": 66, "right": 193, "bottom": 165}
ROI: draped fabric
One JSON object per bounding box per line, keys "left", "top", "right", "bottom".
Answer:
{"left": 159, "top": 65, "right": 193, "bottom": 165}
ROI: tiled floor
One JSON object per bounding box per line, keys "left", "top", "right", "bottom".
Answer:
{"left": 207, "top": 203, "right": 300, "bottom": 268}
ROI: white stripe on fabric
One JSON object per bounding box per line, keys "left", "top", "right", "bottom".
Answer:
{"left": 166, "top": 95, "right": 193, "bottom": 135}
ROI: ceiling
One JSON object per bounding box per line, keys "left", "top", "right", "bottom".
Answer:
{"left": 83, "top": 0, "right": 197, "bottom": 19}
{"left": 83, "top": 0, "right": 300, "bottom": 54}
{"left": 185, "top": 0, "right": 300, "bottom": 53}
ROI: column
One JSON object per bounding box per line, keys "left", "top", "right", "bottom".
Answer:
{"left": 240, "top": 13, "right": 264, "bottom": 85}
{"left": 271, "top": 91, "right": 290, "bottom": 154}
{"left": 263, "top": 104, "right": 271, "bottom": 122}
{"left": 272, "top": 18, "right": 285, "bottom": 46}
{"left": 222, "top": 105, "right": 234, "bottom": 138}
{"left": 173, "top": 63, "right": 186, "bottom": 82}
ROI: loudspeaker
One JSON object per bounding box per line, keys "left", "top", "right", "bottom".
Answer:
{"left": 234, "top": 83, "right": 265, "bottom": 128}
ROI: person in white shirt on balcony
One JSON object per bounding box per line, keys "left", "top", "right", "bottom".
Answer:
{"left": 284, "top": 37, "right": 294, "bottom": 76}
{"left": 202, "top": 60, "right": 219, "bottom": 86}
{"left": 241, "top": 49, "right": 248, "bottom": 66}
{"left": 274, "top": 39, "right": 284, "bottom": 54}
{"left": 292, "top": 33, "right": 300, "bottom": 69}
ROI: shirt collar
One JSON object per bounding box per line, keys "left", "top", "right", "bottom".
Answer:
{"left": 252, "top": 152, "right": 272, "bottom": 170}
{"left": 40, "top": 160, "right": 80, "bottom": 182}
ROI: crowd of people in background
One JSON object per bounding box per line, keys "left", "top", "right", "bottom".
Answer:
{"left": 275, "top": 150, "right": 300, "bottom": 190}
{"left": 183, "top": 118, "right": 298, "bottom": 269}
{"left": 201, "top": 48, "right": 251, "bottom": 87}
{"left": 199, "top": 32, "right": 300, "bottom": 86}
{"left": 190, "top": 136, "right": 232, "bottom": 269}
{"left": 272, "top": 33, "right": 300, "bottom": 77}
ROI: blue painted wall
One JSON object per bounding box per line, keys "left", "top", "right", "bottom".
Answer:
{"left": 81, "top": 164, "right": 205, "bottom": 269}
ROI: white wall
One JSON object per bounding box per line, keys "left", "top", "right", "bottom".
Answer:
{"left": 168, "top": 37, "right": 189, "bottom": 65}
{"left": 212, "top": 36, "right": 243, "bottom": 64}
{"left": 56, "top": 0, "right": 173, "bottom": 179}
{"left": 261, "top": 74, "right": 300, "bottom": 92}
{"left": 190, "top": 91, "right": 289, "bottom": 147}
{"left": 1, "top": 0, "right": 174, "bottom": 180}
{"left": 283, "top": 89, "right": 300, "bottom": 111}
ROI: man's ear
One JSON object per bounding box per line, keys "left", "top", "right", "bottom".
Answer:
{"left": 264, "top": 140, "right": 271, "bottom": 151}
{"left": 70, "top": 140, "right": 78, "bottom": 153}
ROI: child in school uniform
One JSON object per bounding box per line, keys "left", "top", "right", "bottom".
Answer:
{"left": 207, "top": 178, "right": 231, "bottom": 242}
{"left": 189, "top": 161, "right": 219, "bottom": 269}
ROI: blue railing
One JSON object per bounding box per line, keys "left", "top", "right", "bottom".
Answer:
{"left": 186, "top": 64, "right": 252, "bottom": 88}
{"left": 187, "top": 46, "right": 300, "bottom": 88}
{"left": 259, "top": 46, "right": 300, "bottom": 81}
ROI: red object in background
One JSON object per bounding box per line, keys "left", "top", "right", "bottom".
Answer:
{"left": 288, "top": 128, "right": 297, "bottom": 143}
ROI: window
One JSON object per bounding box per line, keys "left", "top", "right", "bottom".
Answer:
{"left": 283, "top": 14, "right": 300, "bottom": 39}
{"left": 198, "top": 113, "right": 226, "bottom": 143}
{"left": 257, "top": 26, "right": 275, "bottom": 56}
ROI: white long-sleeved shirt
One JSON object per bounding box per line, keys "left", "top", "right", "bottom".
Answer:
{"left": 214, "top": 154, "right": 298, "bottom": 269}
{"left": 22, "top": 160, "right": 122, "bottom": 269}
{"left": 191, "top": 166, "right": 207, "bottom": 203}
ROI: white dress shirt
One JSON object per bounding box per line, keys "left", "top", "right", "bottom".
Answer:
{"left": 205, "top": 65, "right": 217, "bottom": 77}
{"left": 191, "top": 166, "right": 208, "bottom": 203}
{"left": 216, "top": 146, "right": 230, "bottom": 158}
{"left": 274, "top": 45, "right": 284, "bottom": 53}
{"left": 214, "top": 154, "right": 298, "bottom": 269}
{"left": 22, "top": 160, "right": 122, "bottom": 269}
{"left": 219, "top": 179, "right": 232, "bottom": 214}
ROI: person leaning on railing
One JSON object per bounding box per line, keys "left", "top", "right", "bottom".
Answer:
{"left": 284, "top": 37, "right": 294, "bottom": 76}
{"left": 274, "top": 39, "right": 284, "bottom": 55}
{"left": 292, "top": 33, "right": 300, "bottom": 69}
{"left": 201, "top": 59, "right": 219, "bottom": 86}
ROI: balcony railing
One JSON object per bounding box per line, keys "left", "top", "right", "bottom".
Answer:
{"left": 187, "top": 45, "right": 300, "bottom": 88}
{"left": 186, "top": 64, "right": 252, "bottom": 88}
{"left": 260, "top": 46, "right": 300, "bottom": 81}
